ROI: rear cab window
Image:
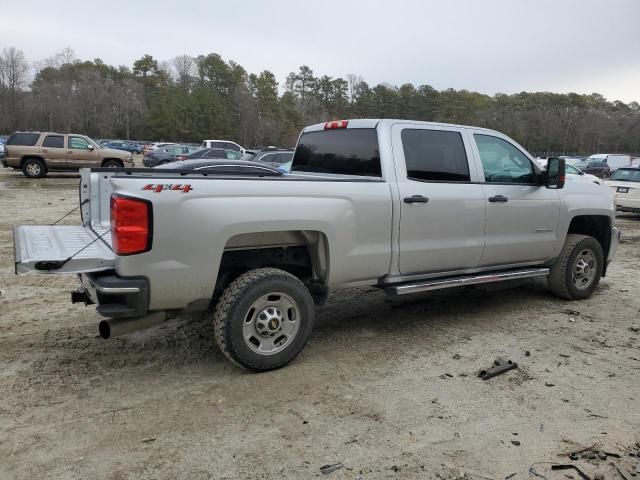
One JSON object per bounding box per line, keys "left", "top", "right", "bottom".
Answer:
{"left": 291, "top": 128, "right": 381, "bottom": 177}
{"left": 7, "top": 132, "right": 41, "bottom": 146}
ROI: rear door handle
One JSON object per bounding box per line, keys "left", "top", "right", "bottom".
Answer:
{"left": 488, "top": 195, "right": 509, "bottom": 203}
{"left": 404, "top": 195, "right": 429, "bottom": 204}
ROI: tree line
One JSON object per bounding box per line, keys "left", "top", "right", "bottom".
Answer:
{"left": 0, "top": 47, "right": 639, "bottom": 155}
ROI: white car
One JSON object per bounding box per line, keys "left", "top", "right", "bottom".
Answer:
{"left": 604, "top": 167, "right": 640, "bottom": 213}
{"left": 202, "top": 140, "right": 245, "bottom": 153}
{"left": 566, "top": 163, "right": 603, "bottom": 185}
{"left": 535, "top": 159, "right": 602, "bottom": 185}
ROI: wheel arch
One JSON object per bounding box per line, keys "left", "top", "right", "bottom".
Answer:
{"left": 21, "top": 155, "right": 46, "bottom": 168}
{"left": 101, "top": 158, "right": 124, "bottom": 167}
{"left": 566, "top": 214, "right": 612, "bottom": 276}
{"left": 215, "top": 230, "right": 330, "bottom": 305}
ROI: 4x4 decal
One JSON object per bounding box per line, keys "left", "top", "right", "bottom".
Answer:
{"left": 143, "top": 184, "right": 192, "bottom": 193}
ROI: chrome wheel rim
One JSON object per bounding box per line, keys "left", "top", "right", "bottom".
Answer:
{"left": 26, "top": 162, "right": 41, "bottom": 176}
{"left": 243, "top": 292, "right": 300, "bottom": 355}
{"left": 572, "top": 249, "right": 597, "bottom": 290}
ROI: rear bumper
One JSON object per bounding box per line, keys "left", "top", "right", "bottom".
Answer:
{"left": 615, "top": 195, "right": 640, "bottom": 211}
{"left": 76, "top": 273, "right": 149, "bottom": 318}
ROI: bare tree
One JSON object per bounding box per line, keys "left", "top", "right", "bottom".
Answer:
{"left": 0, "top": 47, "right": 29, "bottom": 131}
{"left": 171, "top": 55, "right": 196, "bottom": 87}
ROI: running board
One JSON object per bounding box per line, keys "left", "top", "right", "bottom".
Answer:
{"left": 385, "top": 268, "right": 549, "bottom": 296}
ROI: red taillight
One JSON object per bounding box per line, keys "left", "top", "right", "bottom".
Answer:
{"left": 324, "top": 120, "right": 349, "bottom": 130}
{"left": 110, "top": 196, "right": 152, "bottom": 255}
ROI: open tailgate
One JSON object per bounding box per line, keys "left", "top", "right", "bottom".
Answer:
{"left": 14, "top": 225, "right": 115, "bottom": 274}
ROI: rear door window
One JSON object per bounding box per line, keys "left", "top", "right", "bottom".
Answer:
{"left": 401, "top": 129, "right": 470, "bottom": 182}
{"left": 7, "top": 132, "right": 40, "bottom": 146}
{"left": 292, "top": 128, "right": 381, "bottom": 177}
{"left": 42, "top": 135, "right": 65, "bottom": 148}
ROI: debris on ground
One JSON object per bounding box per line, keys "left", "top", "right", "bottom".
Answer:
{"left": 478, "top": 358, "right": 518, "bottom": 380}
{"left": 551, "top": 464, "right": 591, "bottom": 480}
{"left": 320, "top": 463, "right": 344, "bottom": 475}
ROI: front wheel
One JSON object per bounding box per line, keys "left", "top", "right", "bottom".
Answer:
{"left": 548, "top": 234, "right": 603, "bottom": 300}
{"left": 213, "top": 268, "right": 315, "bottom": 371}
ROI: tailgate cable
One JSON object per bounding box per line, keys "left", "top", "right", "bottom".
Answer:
{"left": 51, "top": 199, "right": 90, "bottom": 225}
{"left": 35, "top": 198, "right": 106, "bottom": 271}
{"left": 35, "top": 228, "right": 111, "bottom": 271}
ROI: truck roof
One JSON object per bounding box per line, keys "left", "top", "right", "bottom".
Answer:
{"left": 301, "top": 119, "right": 504, "bottom": 136}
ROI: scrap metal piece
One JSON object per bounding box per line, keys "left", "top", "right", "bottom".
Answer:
{"left": 478, "top": 358, "right": 518, "bottom": 380}
{"left": 616, "top": 466, "right": 632, "bottom": 480}
{"left": 320, "top": 463, "right": 344, "bottom": 475}
{"left": 551, "top": 465, "right": 591, "bottom": 480}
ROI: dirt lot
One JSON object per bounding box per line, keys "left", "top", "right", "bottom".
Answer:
{"left": 1, "top": 168, "right": 639, "bottom": 480}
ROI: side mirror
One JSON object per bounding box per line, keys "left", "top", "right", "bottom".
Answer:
{"left": 546, "top": 157, "right": 565, "bottom": 189}
{"left": 88, "top": 145, "right": 95, "bottom": 151}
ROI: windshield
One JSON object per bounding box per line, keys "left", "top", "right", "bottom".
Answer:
{"left": 84, "top": 137, "right": 100, "bottom": 149}
{"left": 610, "top": 168, "right": 640, "bottom": 182}
{"left": 565, "top": 164, "right": 581, "bottom": 175}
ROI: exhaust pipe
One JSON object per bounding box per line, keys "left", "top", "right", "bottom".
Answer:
{"left": 99, "top": 311, "right": 167, "bottom": 339}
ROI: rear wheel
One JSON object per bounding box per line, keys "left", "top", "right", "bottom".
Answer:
{"left": 213, "top": 268, "right": 315, "bottom": 371}
{"left": 548, "top": 234, "right": 603, "bottom": 300}
{"left": 22, "top": 158, "right": 46, "bottom": 178}
{"left": 102, "top": 159, "right": 123, "bottom": 168}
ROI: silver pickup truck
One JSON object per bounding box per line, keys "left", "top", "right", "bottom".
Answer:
{"left": 14, "top": 119, "right": 620, "bottom": 371}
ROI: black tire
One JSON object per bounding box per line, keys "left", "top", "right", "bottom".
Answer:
{"left": 22, "top": 158, "right": 46, "bottom": 178}
{"left": 548, "top": 234, "right": 603, "bottom": 300}
{"left": 214, "top": 268, "right": 315, "bottom": 371}
{"left": 102, "top": 159, "right": 123, "bottom": 168}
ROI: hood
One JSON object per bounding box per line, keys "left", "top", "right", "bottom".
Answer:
{"left": 102, "top": 148, "right": 131, "bottom": 158}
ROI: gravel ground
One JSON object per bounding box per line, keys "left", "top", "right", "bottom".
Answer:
{"left": 1, "top": 168, "right": 639, "bottom": 480}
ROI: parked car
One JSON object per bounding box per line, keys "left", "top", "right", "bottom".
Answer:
{"left": 154, "top": 158, "right": 283, "bottom": 176}
{"left": 604, "top": 167, "right": 640, "bottom": 213}
{"left": 559, "top": 156, "right": 584, "bottom": 166}
{"left": 14, "top": 119, "right": 619, "bottom": 371}
{"left": 565, "top": 163, "right": 603, "bottom": 185}
{"left": 143, "top": 142, "right": 175, "bottom": 155}
{"left": 252, "top": 149, "right": 294, "bottom": 166}
{"left": 103, "top": 141, "right": 143, "bottom": 154}
{"left": 574, "top": 159, "right": 611, "bottom": 178}
{"left": 201, "top": 140, "right": 246, "bottom": 153}
{"left": 0, "top": 139, "right": 5, "bottom": 159}
{"left": 586, "top": 153, "right": 631, "bottom": 172}
{"left": 534, "top": 159, "right": 603, "bottom": 185}
{"left": 184, "top": 148, "right": 244, "bottom": 161}
{"left": 3, "top": 131, "right": 134, "bottom": 177}
{"left": 142, "top": 144, "right": 202, "bottom": 167}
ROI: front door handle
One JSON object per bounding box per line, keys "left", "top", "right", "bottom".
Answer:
{"left": 404, "top": 195, "right": 429, "bottom": 204}
{"left": 488, "top": 195, "right": 509, "bottom": 203}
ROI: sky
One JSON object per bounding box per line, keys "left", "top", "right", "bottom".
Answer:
{"left": 1, "top": 0, "right": 639, "bottom": 102}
